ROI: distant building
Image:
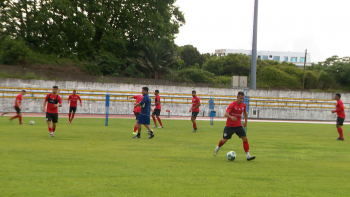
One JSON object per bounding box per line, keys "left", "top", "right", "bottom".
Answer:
{"left": 215, "top": 49, "right": 312, "bottom": 67}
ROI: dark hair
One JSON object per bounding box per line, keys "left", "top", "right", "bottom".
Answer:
{"left": 238, "top": 91, "right": 245, "bottom": 97}
{"left": 155, "top": 90, "right": 159, "bottom": 93}
{"left": 73, "top": 90, "right": 76, "bottom": 92}
{"left": 21, "top": 90, "right": 26, "bottom": 92}
{"left": 192, "top": 90, "right": 196, "bottom": 93}
{"left": 53, "top": 86, "right": 58, "bottom": 89}
{"left": 335, "top": 93, "right": 341, "bottom": 99}
{"left": 142, "top": 87, "right": 149, "bottom": 92}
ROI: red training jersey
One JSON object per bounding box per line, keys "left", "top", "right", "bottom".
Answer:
{"left": 335, "top": 99, "right": 346, "bottom": 119}
{"left": 45, "top": 94, "right": 62, "bottom": 114}
{"left": 192, "top": 96, "right": 200, "bottom": 112}
{"left": 14, "top": 94, "right": 23, "bottom": 107}
{"left": 226, "top": 101, "right": 247, "bottom": 127}
{"left": 154, "top": 94, "right": 161, "bottom": 110}
{"left": 133, "top": 95, "right": 143, "bottom": 113}
{"left": 68, "top": 94, "right": 82, "bottom": 107}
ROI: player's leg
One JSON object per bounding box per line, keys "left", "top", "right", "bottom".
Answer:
{"left": 239, "top": 132, "right": 255, "bottom": 161}
{"left": 10, "top": 107, "right": 20, "bottom": 122}
{"left": 69, "top": 107, "right": 72, "bottom": 123}
{"left": 191, "top": 112, "right": 198, "bottom": 132}
{"left": 214, "top": 127, "right": 232, "bottom": 156}
{"left": 18, "top": 112, "right": 23, "bottom": 125}
{"left": 144, "top": 124, "right": 155, "bottom": 139}
{"left": 50, "top": 114, "right": 58, "bottom": 137}
{"left": 133, "top": 112, "right": 139, "bottom": 135}
{"left": 151, "top": 113, "right": 157, "bottom": 128}
{"left": 70, "top": 107, "right": 76, "bottom": 123}
{"left": 46, "top": 113, "right": 54, "bottom": 137}
{"left": 156, "top": 111, "right": 163, "bottom": 128}
{"left": 133, "top": 114, "right": 142, "bottom": 138}
{"left": 336, "top": 117, "right": 344, "bottom": 140}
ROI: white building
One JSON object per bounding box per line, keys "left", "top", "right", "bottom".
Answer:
{"left": 215, "top": 49, "right": 312, "bottom": 67}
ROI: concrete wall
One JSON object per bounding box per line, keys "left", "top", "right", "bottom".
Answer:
{"left": 0, "top": 78, "right": 349, "bottom": 121}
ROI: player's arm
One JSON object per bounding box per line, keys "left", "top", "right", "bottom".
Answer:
{"left": 136, "top": 96, "right": 147, "bottom": 106}
{"left": 192, "top": 102, "right": 201, "bottom": 110}
{"left": 333, "top": 103, "right": 344, "bottom": 113}
{"left": 16, "top": 99, "right": 21, "bottom": 109}
{"left": 243, "top": 110, "right": 247, "bottom": 127}
{"left": 67, "top": 96, "right": 70, "bottom": 103}
{"left": 42, "top": 100, "right": 47, "bottom": 112}
{"left": 54, "top": 97, "right": 63, "bottom": 108}
{"left": 78, "top": 96, "right": 82, "bottom": 107}
{"left": 224, "top": 111, "right": 237, "bottom": 121}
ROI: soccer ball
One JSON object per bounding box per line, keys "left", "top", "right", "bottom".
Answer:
{"left": 29, "top": 121, "right": 35, "bottom": 125}
{"left": 226, "top": 151, "right": 236, "bottom": 161}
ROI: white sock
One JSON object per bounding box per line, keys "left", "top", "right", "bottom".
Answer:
{"left": 246, "top": 152, "right": 250, "bottom": 158}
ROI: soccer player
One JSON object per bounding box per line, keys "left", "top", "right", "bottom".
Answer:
{"left": 67, "top": 90, "right": 82, "bottom": 123}
{"left": 213, "top": 91, "right": 256, "bottom": 161}
{"left": 151, "top": 90, "right": 163, "bottom": 128}
{"left": 332, "top": 93, "right": 345, "bottom": 141}
{"left": 189, "top": 90, "right": 200, "bottom": 132}
{"left": 133, "top": 87, "right": 155, "bottom": 139}
{"left": 43, "top": 86, "right": 62, "bottom": 137}
{"left": 9, "top": 90, "right": 26, "bottom": 125}
{"left": 129, "top": 94, "right": 143, "bottom": 135}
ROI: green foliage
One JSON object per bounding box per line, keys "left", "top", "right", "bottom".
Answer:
{"left": 0, "top": 37, "right": 31, "bottom": 65}
{"left": 304, "top": 71, "right": 319, "bottom": 89}
{"left": 179, "top": 45, "right": 204, "bottom": 68}
{"left": 177, "top": 68, "right": 215, "bottom": 83}
{"left": 202, "top": 53, "right": 250, "bottom": 76}
{"left": 214, "top": 76, "right": 231, "bottom": 85}
{"left": 257, "top": 67, "right": 301, "bottom": 88}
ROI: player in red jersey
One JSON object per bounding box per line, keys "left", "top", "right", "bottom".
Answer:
{"left": 213, "top": 91, "right": 255, "bottom": 161}
{"left": 9, "top": 90, "right": 26, "bottom": 125}
{"left": 151, "top": 90, "right": 163, "bottom": 128}
{"left": 189, "top": 90, "right": 201, "bottom": 132}
{"left": 332, "top": 93, "right": 345, "bottom": 141}
{"left": 42, "top": 86, "right": 62, "bottom": 137}
{"left": 67, "top": 90, "right": 82, "bottom": 123}
{"left": 129, "top": 94, "right": 144, "bottom": 135}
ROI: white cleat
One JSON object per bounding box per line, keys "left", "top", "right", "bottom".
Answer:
{"left": 213, "top": 146, "right": 220, "bottom": 156}
{"left": 50, "top": 132, "right": 54, "bottom": 137}
{"left": 158, "top": 126, "right": 163, "bottom": 128}
{"left": 151, "top": 125, "right": 157, "bottom": 128}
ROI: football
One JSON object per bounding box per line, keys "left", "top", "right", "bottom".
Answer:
{"left": 29, "top": 121, "right": 35, "bottom": 125}
{"left": 226, "top": 151, "right": 236, "bottom": 161}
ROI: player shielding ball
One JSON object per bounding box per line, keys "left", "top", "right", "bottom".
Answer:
{"left": 129, "top": 94, "right": 143, "bottom": 135}
{"left": 67, "top": 90, "right": 82, "bottom": 123}
{"left": 213, "top": 91, "right": 255, "bottom": 161}
{"left": 43, "top": 86, "right": 62, "bottom": 137}
{"left": 151, "top": 90, "right": 163, "bottom": 128}
{"left": 189, "top": 90, "right": 200, "bottom": 132}
{"left": 332, "top": 93, "right": 345, "bottom": 141}
{"left": 133, "top": 87, "right": 155, "bottom": 139}
{"left": 9, "top": 90, "right": 26, "bottom": 125}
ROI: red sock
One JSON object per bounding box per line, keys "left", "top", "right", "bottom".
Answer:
{"left": 69, "top": 112, "right": 71, "bottom": 121}
{"left": 243, "top": 141, "right": 250, "bottom": 153}
{"left": 48, "top": 127, "right": 52, "bottom": 133}
{"left": 10, "top": 115, "right": 19, "bottom": 120}
{"left": 338, "top": 127, "right": 344, "bottom": 139}
{"left": 133, "top": 126, "right": 138, "bottom": 132}
{"left": 53, "top": 128, "right": 56, "bottom": 132}
{"left": 19, "top": 116, "right": 22, "bottom": 124}
{"left": 218, "top": 140, "right": 226, "bottom": 147}
{"left": 157, "top": 118, "right": 163, "bottom": 126}
{"left": 71, "top": 113, "right": 75, "bottom": 122}
{"left": 193, "top": 122, "right": 197, "bottom": 130}
{"left": 152, "top": 117, "right": 157, "bottom": 125}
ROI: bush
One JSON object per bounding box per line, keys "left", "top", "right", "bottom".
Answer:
{"left": 177, "top": 68, "right": 215, "bottom": 83}
{"left": 318, "top": 71, "right": 334, "bottom": 89}
{"left": 214, "top": 76, "right": 231, "bottom": 85}
{"left": 0, "top": 37, "right": 31, "bottom": 65}
{"left": 304, "top": 71, "right": 319, "bottom": 89}
{"left": 257, "top": 67, "right": 301, "bottom": 88}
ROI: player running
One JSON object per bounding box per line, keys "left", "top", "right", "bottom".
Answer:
{"left": 67, "top": 90, "right": 82, "bottom": 123}
{"left": 129, "top": 94, "right": 143, "bottom": 135}
{"left": 9, "top": 90, "right": 26, "bottom": 125}
{"left": 213, "top": 91, "right": 255, "bottom": 161}
{"left": 151, "top": 90, "right": 163, "bottom": 128}
{"left": 133, "top": 87, "right": 154, "bottom": 139}
{"left": 189, "top": 90, "right": 200, "bottom": 132}
{"left": 332, "top": 93, "right": 345, "bottom": 141}
{"left": 43, "top": 86, "right": 62, "bottom": 137}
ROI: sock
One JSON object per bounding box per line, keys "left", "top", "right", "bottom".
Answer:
{"left": 10, "top": 115, "right": 19, "bottom": 120}
{"left": 157, "top": 118, "right": 163, "bottom": 126}
{"left": 53, "top": 128, "right": 56, "bottom": 132}
{"left": 48, "top": 127, "right": 52, "bottom": 133}
{"left": 71, "top": 113, "right": 75, "bottom": 122}
{"left": 243, "top": 141, "right": 250, "bottom": 153}
{"left": 133, "top": 126, "right": 138, "bottom": 133}
{"left": 152, "top": 117, "right": 157, "bottom": 126}
{"left": 338, "top": 127, "right": 344, "bottom": 139}
{"left": 19, "top": 116, "right": 22, "bottom": 124}
{"left": 193, "top": 122, "right": 197, "bottom": 130}
{"left": 69, "top": 112, "right": 71, "bottom": 121}
{"left": 218, "top": 139, "right": 226, "bottom": 147}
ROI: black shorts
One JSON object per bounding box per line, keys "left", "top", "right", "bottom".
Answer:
{"left": 46, "top": 113, "right": 58, "bottom": 123}
{"left": 223, "top": 126, "right": 246, "bottom": 139}
{"left": 152, "top": 109, "right": 161, "bottom": 116}
{"left": 14, "top": 106, "right": 21, "bottom": 114}
{"left": 192, "top": 112, "right": 199, "bottom": 118}
{"left": 337, "top": 117, "right": 345, "bottom": 126}
{"left": 69, "top": 107, "right": 77, "bottom": 113}
{"left": 134, "top": 112, "right": 140, "bottom": 120}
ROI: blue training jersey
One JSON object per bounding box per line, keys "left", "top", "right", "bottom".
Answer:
{"left": 139, "top": 93, "right": 151, "bottom": 115}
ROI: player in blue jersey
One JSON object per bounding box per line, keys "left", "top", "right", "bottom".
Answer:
{"left": 133, "top": 87, "right": 155, "bottom": 139}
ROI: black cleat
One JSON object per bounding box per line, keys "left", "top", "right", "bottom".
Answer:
{"left": 191, "top": 129, "right": 197, "bottom": 133}
{"left": 148, "top": 131, "right": 155, "bottom": 139}
{"left": 337, "top": 137, "right": 344, "bottom": 141}
{"left": 133, "top": 135, "right": 141, "bottom": 138}
{"left": 247, "top": 156, "right": 256, "bottom": 161}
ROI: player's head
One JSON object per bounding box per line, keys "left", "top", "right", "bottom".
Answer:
{"left": 21, "top": 90, "right": 26, "bottom": 95}
{"left": 73, "top": 90, "right": 76, "bottom": 95}
{"left": 155, "top": 90, "right": 159, "bottom": 95}
{"left": 52, "top": 86, "right": 58, "bottom": 94}
{"left": 192, "top": 90, "right": 196, "bottom": 97}
{"left": 335, "top": 93, "right": 341, "bottom": 100}
{"left": 142, "top": 87, "right": 149, "bottom": 95}
{"left": 237, "top": 91, "right": 245, "bottom": 104}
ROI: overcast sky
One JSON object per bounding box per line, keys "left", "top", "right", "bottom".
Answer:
{"left": 174, "top": 0, "right": 350, "bottom": 63}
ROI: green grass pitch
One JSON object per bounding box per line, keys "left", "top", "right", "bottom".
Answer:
{"left": 1, "top": 117, "right": 349, "bottom": 196}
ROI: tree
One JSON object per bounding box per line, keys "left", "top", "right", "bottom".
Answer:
{"left": 179, "top": 45, "right": 203, "bottom": 68}
{"left": 202, "top": 53, "right": 250, "bottom": 76}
